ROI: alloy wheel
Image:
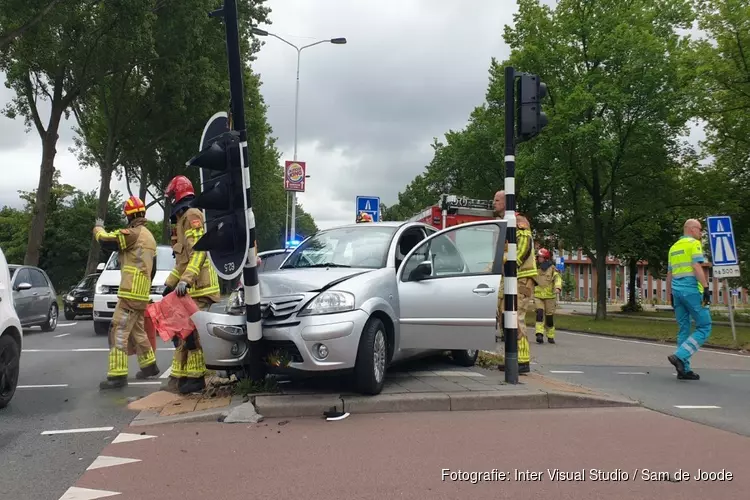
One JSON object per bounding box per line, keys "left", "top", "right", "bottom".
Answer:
{"left": 373, "top": 329, "right": 386, "bottom": 383}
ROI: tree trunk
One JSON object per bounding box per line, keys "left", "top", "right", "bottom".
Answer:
{"left": 628, "top": 257, "right": 638, "bottom": 307}
{"left": 161, "top": 198, "right": 172, "bottom": 245}
{"left": 85, "top": 167, "right": 114, "bottom": 274}
{"left": 138, "top": 165, "right": 148, "bottom": 201}
{"left": 24, "top": 130, "right": 59, "bottom": 266}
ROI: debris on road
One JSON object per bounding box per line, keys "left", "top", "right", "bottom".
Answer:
{"left": 223, "top": 402, "right": 264, "bottom": 424}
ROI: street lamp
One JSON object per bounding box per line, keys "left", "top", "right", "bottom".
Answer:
{"left": 252, "top": 27, "right": 347, "bottom": 245}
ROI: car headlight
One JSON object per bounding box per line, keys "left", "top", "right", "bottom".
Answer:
{"left": 152, "top": 285, "right": 166, "bottom": 295}
{"left": 95, "top": 283, "right": 104, "bottom": 294}
{"left": 298, "top": 291, "right": 355, "bottom": 316}
{"left": 66, "top": 294, "right": 74, "bottom": 302}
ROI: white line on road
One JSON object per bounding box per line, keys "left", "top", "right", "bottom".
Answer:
{"left": 674, "top": 405, "right": 721, "bottom": 409}
{"left": 23, "top": 348, "right": 175, "bottom": 353}
{"left": 17, "top": 384, "right": 69, "bottom": 389}
{"left": 42, "top": 427, "right": 115, "bottom": 435}
{"left": 617, "top": 372, "right": 648, "bottom": 375}
{"left": 160, "top": 366, "right": 172, "bottom": 379}
{"left": 57, "top": 322, "right": 78, "bottom": 327}
{"left": 54, "top": 333, "right": 71, "bottom": 338}
{"left": 729, "top": 373, "right": 750, "bottom": 377}
{"left": 549, "top": 370, "right": 584, "bottom": 374}
{"left": 128, "top": 381, "right": 161, "bottom": 385}
{"left": 561, "top": 330, "right": 750, "bottom": 359}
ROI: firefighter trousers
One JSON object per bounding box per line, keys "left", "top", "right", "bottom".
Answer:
{"left": 106, "top": 301, "right": 155, "bottom": 379}
{"left": 496, "top": 277, "right": 533, "bottom": 365}
{"left": 535, "top": 297, "right": 557, "bottom": 338}
{"left": 169, "top": 297, "right": 213, "bottom": 383}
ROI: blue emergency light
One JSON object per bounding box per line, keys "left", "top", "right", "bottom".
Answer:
{"left": 286, "top": 239, "right": 300, "bottom": 249}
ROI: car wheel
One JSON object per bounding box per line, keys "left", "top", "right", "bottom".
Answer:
{"left": 41, "top": 303, "right": 58, "bottom": 332}
{"left": 64, "top": 309, "right": 76, "bottom": 321}
{"left": 451, "top": 349, "right": 479, "bottom": 367}
{"left": 0, "top": 335, "right": 21, "bottom": 409}
{"left": 353, "top": 317, "right": 388, "bottom": 395}
{"left": 94, "top": 321, "right": 109, "bottom": 336}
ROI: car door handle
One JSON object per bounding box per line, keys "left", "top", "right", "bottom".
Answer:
{"left": 32, "top": 292, "right": 38, "bottom": 296}
{"left": 472, "top": 286, "right": 495, "bottom": 294}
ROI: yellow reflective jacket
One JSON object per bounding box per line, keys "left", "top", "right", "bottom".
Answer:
{"left": 165, "top": 208, "right": 220, "bottom": 301}
{"left": 517, "top": 220, "right": 537, "bottom": 279}
{"left": 94, "top": 217, "right": 156, "bottom": 303}
{"left": 534, "top": 262, "right": 562, "bottom": 299}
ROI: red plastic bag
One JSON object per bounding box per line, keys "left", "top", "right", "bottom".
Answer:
{"left": 146, "top": 293, "right": 200, "bottom": 342}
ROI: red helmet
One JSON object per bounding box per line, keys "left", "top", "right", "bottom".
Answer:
{"left": 165, "top": 175, "right": 195, "bottom": 205}
{"left": 123, "top": 195, "right": 146, "bottom": 216}
{"left": 537, "top": 248, "right": 551, "bottom": 260}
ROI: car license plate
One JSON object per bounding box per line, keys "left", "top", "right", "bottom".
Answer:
{"left": 79, "top": 303, "right": 93, "bottom": 308}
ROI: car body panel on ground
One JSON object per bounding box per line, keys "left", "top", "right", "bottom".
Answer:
{"left": 7, "top": 263, "right": 58, "bottom": 331}
{"left": 0, "top": 247, "right": 23, "bottom": 408}
{"left": 63, "top": 273, "right": 98, "bottom": 320}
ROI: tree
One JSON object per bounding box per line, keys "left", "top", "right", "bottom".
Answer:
{"left": 499, "top": 0, "right": 697, "bottom": 319}
{"left": 561, "top": 269, "right": 575, "bottom": 300}
{"left": 1, "top": 0, "right": 122, "bottom": 266}
{"left": 0, "top": 0, "right": 64, "bottom": 49}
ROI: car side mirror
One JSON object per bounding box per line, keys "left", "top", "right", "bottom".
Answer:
{"left": 408, "top": 261, "right": 432, "bottom": 281}
{"left": 96, "top": 263, "right": 105, "bottom": 272}
{"left": 16, "top": 282, "right": 32, "bottom": 291}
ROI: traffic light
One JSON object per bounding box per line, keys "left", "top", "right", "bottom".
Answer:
{"left": 186, "top": 130, "right": 249, "bottom": 281}
{"left": 516, "top": 72, "right": 548, "bottom": 142}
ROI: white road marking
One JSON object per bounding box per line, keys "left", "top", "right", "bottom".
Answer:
{"left": 17, "top": 384, "right": 69, "bottom": 389}
{"left": 729, "top": 373, "right": 750, "bottom": 377}
{"left": 23, "top": 348, "right": 175, "bottom": 353}
{"left": 87, "top": 455, "right": 141, "bottom": 471}
{"left": 561, "top": 330, "right": 750, "bottom": 359}
{"left": 411, "top": 370, "right": 486, "bottom": 377}
{"left": 57, "top": 322, "right": 78, "bottom": 327}
{"left": 160, "top": 366, "right": 172, "bottom": 379}
{"left": 42, "top": 427, "right": 115, "bottom": 435}
{"left": 111, "top": 432, "right": 156, "bottom": 444}
{"left": 617, "top": 372, "right": 648, "bottom": 375}
{"left": 674, "top": 405, "right": 721, "bottom": 409}
{"left": 54, "top": 333, "right": 71, "bottom": 338}
{"left": 550, "top": 370, "right": 584, "bottom": 374}
{"left": 58, "top": 486, "right": 121, "bottom": 500}
{"left": 128, "top": 381, "right": 161, "bottom": 385}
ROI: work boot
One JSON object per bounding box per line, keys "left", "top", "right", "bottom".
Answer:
{"left": 179, "top": 377, "right": 206, "bottom": 394}
{"left": 99, "top": 376, "right": 127, "bottom": 390}
{"left": 668, "top": 355, "right": 686, "bottom": 377}
{"left": 135, "top": 364, "right": 160, "bottom": 379}
{"left": 678, "top": 371, "right": 700, "bottom": 380}
{"left": 519, "top": 362, "right": 530, "bottom": 374}
{"left": 536, "top": 333, "right": 544, "bottom": 344}
{"left": 161, "top": 376, "right": 181, "bottom": 393}
{"left": 547, "top": 337, "right": 555, "bottom": 344}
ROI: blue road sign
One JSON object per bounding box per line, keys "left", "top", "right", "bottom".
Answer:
{"left": 356, "top": 196, "right": 380, "bottom": 222}
{"left": 707, "top": 215, "right": 739, "bottom": 266}
{"left": 556, "top": 256, "right": 565, "bottom": 272}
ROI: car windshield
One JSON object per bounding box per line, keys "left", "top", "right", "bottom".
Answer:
{"left": 281, "top": 226, "right": 397, "bottom": 269}
{"left": 105, "top": 246, "right": 175, "bottom": 271}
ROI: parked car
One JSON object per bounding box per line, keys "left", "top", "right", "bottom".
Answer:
{"left": 8, "top": 264, "right": 58, "bottom": 331}
{"left": 93, "top": 245, "right": 176, "bottom": 335}
{"left": 197, "top": 219, "right": 506, "bottom": 395}
{"left": 257, "top": 248, "right": 294, "bottom": 273}
{"left": 0, "top": 247, "right": 23, "bottom": 409}
{"left": 63, "top": 273, "right": 98, "bottom": 320}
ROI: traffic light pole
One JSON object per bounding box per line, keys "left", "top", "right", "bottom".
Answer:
{"left": 218, "top": 0, "right": 264, "bottom": 380}
{"left": 503, "top": 66, "right": 519, "bottom": 384}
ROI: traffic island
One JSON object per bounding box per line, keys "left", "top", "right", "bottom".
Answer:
{"left": 126, "top": 362, "right": 638, "bottom": 426}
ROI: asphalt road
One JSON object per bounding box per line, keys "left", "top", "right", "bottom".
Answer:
{"left": 1, "top": 318, "right": 174, "bottom": 500}
{"left": 531, "top": 330, "right": 750, "bottom": 437}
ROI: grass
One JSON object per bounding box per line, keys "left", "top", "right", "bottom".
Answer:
{"left": 524, "top": 313, "right": 750, "bottom": 350}
{"left": 625, "top": 309, "right": 750, "bottom": 323}
{"left": 233, "top": 377, "right": 279, "bottom": 396}
{"left": 477, "top": 350, "right": 504, "bottom": 369}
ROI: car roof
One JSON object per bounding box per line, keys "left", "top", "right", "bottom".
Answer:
{"left": 323, "top": 221, "right": 414, "bottom": 230}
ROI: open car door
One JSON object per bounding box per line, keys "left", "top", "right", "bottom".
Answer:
{"left": 396, "top": 219, "right": 506, "bottom": 351}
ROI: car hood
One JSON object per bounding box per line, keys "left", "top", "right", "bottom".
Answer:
{"left": 259, "top": 268, "right": 373, "bottom": 296}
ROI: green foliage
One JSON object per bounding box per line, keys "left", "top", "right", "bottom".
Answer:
{"left": 561, "top": 269, "right": 575, "bottom": 300}
{"left": 620, "top": 301, "right": 644, "bottom": 313}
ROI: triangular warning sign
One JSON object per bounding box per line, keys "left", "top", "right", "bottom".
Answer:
{"left": 87, "top": 455, "right": 142, "bottom": 471}
{"left": 58, "top": 486, "right": 121, "bottom": 500}
{"left": 111, "top": 432, "right": 156, "bottom": 444}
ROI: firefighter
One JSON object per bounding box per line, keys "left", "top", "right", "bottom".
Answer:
{"left": 94, "top": 196, "right": 159, "bottom": 390}
{"left": 513, "top": 214, "right": 536, "bottom": 373}
{"left": 163, "top": 175, "right": 221, "bottom": 394}
{"left": 534, "top": 248, "right": 562, "bottom": 344}
{"left": 492, "top": 190, "right": 506, "bottom": 343}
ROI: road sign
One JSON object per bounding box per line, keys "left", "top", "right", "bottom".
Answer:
{"left": 284, "top": 161, "right": 306, "bottom": 192}
{"left": 556, "top": 256, "right": 565, "bottom": 272}
{"left": 707, "top": 215, "right": 740, "bottom": 278}
{"left": 356, "top": 196, "right": 380, "bottom": 223}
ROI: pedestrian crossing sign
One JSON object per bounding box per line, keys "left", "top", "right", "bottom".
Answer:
{"left": 707, "top": 215, "right": 741, "bottom": 278}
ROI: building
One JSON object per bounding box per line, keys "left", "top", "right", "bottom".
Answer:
{"left": 551, "top": 248, "right": 748, "bottom": 306}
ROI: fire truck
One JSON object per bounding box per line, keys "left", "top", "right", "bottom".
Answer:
{"left": 407, "top": 194, "right": 495, "bottom": 229}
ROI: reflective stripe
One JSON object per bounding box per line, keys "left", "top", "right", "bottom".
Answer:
{"left": 107, "top": 348, "right": 128, "bottom": 377}
{"left": 668, "top": 236, "right": 704, "bottom": 293}
{"left": 119, "top": 265, "right": 151, "bottom": 301}
{"left": 185, "top": 350, "right": 206, "bottom": 378}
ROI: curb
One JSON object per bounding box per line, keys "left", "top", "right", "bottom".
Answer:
{"left": 558, "top": 327, "right": 749, "bottom": 354}
{"left": 130, "top": 395, "right": 245, "bottom": 427}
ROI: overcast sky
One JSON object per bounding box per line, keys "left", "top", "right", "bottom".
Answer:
{"left": 0, "top": 0, "right": 705, "bottom": 235}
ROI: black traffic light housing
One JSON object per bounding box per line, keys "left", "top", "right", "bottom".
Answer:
{"left": 516, "top": 72, "right": 548, "bottom": 142}
{"left": 187, "top": 130, "right": 249, "bottom": 281}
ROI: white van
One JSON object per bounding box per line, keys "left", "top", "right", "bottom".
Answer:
{"left": 92, "top": 245, "right": 176, "bottom": 335}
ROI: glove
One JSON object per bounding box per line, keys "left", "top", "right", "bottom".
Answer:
{"left": 172, "top": 335, "right": 181, "bottom": 348}
{"left": 162, "top": 285, "right": 172, "bottom": 297}
{"left": 702, "top": 288, "right": 710, "bottom": 306}
{"left": 94, "top": 217, "right": 104, "bottom": 228}
{"left": 176, "top": 281, "right": 189, "bottom": 297}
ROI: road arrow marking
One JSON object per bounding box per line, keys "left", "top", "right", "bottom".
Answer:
{"left": 160, "top": 366, "right": 172, "bottom": 379}
{"left": 112, "top": 432, "right": 156, "bottom": 444}
{"left": 57, "top": 322, "right": 78, "bottom": 327}
{"left": 55, "top": 333, "right": 71, "bottom": 338}
{"left": 58, "top": 486, "right": 121, "bottom": 500}
{"left": 42, "top": 427, "right": 114, "bottom": 435}
{"left": 87, "top": 455, "right": 142, "bottom": 471}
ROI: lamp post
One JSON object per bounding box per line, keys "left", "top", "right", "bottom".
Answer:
{"left": 252, "top": 28, "right": 346, "bottom": 246}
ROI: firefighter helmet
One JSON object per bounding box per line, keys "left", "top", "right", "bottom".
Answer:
{"left": 123, "top": 195, "right": 146, "bottom": 217}
{"left": 165, "top": 175, "right": 195, "bottom": 205}
{"left": 537, "top": 248, "right": 551, "bottom": 260}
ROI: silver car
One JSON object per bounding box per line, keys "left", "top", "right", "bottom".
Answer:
{"left": 8, "top": 265, "right": 59, "bottom": 332}
{"left": 199, "top": 219, "right": 506, "bottom": 395}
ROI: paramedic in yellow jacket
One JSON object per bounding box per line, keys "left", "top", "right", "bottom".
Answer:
{"left": 534, "top": 248, "right": 561, "bottom": 344}
{"left": 94, "top": 196, "right": 160, "bottom": 390}
{"left": 163, "top": 175, "right": 221, "bottom": 394}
